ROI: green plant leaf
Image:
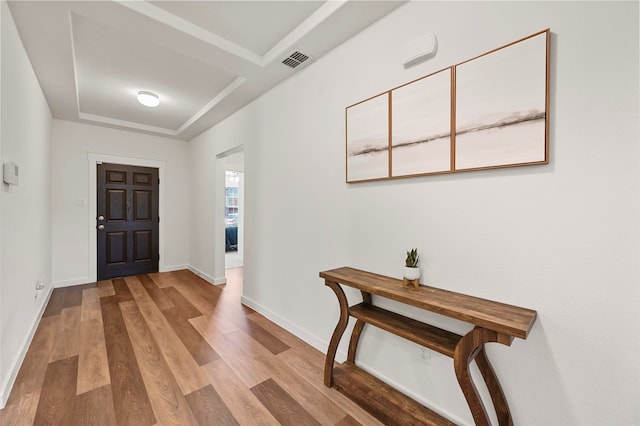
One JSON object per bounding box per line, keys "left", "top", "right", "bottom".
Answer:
{"left": 405, "top": 248, "right": 419, "bottom": 267}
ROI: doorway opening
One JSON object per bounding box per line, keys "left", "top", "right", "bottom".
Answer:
{"left": 224, "top": 170, "right": 242, "bottom": 268}
{"left": 223, "top": 150, "right": 244, "bottom": 270}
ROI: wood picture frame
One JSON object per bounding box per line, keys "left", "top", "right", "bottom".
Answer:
{"left": 391, "top": 68, "right": 452, "bottom": 177}
{"left": 454, "top": 30, "right": 550, "bottom": 171}
{"left": 346, "top": 92, "right": 390, "bottom": 183}
{"left": 345, "top": 29, "right": 550, "bottom": 183}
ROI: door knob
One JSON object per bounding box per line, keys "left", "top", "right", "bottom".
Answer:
{"left": 97, "top": 224, "right": 105, "bottom": 230}
{"left": 98, "top": 215, "right": 105, "bottom": 221}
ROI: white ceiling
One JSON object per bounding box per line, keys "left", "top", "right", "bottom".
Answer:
{"left": 7, "top": 1, "right": 405, "bottom": 141}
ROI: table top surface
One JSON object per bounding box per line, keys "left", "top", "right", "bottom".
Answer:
{"left": 320, "top": 267, "right": 537, "bottom": 339}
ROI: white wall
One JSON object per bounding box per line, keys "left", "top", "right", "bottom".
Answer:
{"left": 195, "top": 1, "right": 639, "bottom": 425}
{"left": 0, "top": 3, "right": 4, "bottom": 406}
{"left": 225, "top": 151, "right": 244, "bottom": 173}
{"left": 50, "top": 119, "right": 190, "bottom": 286}
{"left": 0, "top": 0, "right": 53, "bottom": 406}
{"left": 0, "top": 2, "right": 3, "bottom": 405}
{"left": 189, "top": 112, "right": 254, "bottom": 284}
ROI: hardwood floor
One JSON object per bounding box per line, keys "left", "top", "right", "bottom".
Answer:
{"left": 0, "top": 269, "right": 384, "bottom": 426}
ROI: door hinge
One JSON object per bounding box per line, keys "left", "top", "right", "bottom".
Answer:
{"left": 158, "top": 254, "right": 160, "bottom": 261}
{"left": 158, "top": 216, "right": 160, "bottom": 223}
{"left": 158, "top": 178, "right": 160, "bottom": 184}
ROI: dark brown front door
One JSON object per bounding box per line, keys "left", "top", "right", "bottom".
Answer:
{"left": 97, "top": 163, "right": 159, "bottom": 280}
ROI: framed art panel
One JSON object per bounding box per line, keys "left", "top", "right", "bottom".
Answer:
{"left": 454, "top": 30, "right": 549, "bottom": 171}
{"left": 346, "top": 92, "right": 390, "bottom": 182}
{"left": 391, "top": 68, "right": 452, "bottom": 177}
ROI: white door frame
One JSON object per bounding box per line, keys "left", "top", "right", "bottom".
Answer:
{"left": 88, "top": 152, "right": 166, "bottom": 282}
{"left": 216, "top": 145, "right": 244, "bottom": 278}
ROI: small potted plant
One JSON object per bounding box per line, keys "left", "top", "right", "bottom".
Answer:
{"left": 403, "top": 248, "right": 420, "bottom": 288}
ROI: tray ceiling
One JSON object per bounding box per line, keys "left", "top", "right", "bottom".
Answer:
{"left": 7, "top": 1, "right": 405, "bottom": 140}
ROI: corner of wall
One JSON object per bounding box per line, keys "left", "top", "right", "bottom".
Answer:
{"left": 0, "top": 286, "right": 52, "bottom": 409}
{"left": 0, "top": 0, "right": 4, "bottom": 409}
{"left": 188, "top": 265, "right": 226, "bottom": 285}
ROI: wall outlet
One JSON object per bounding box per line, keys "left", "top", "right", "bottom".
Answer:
{"left": 35, "top": 280, "right": 45, "bottom": 300}
{"left": 420, "top": 347, "right": 431, "bottom": 363}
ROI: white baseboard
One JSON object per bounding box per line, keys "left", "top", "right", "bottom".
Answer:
{"left": 239, "top": 294, "right": 467, "bottom": 425}
{"left": 0, "top": 286, "right": 53, "bottom": 409}
{"left": 350, "top": 363, "right": 468, "bottom": 425}
{"left": 161, "top": 264, "right": 189, "bottom": 272}
{"left": 187, "top": 265, "right": 226, "bottom": 285}
{"left": 53, "top": 276, "right": 92, "bottom": 288}
{"left": 240, "top": 295, "right": 347, "bottom": 363}
{"left": 53, "top": 265, "right": 190, "bottom": 287}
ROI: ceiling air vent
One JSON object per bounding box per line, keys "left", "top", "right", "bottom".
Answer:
{"left": 282, "top": 51, "right": 310, "bottom": 69}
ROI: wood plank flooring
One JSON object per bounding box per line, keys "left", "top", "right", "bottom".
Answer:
{"left": 0, "top": 269, "right": 385, "bottom": 426}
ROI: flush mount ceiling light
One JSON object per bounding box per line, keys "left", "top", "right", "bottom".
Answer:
{"left": 137, "top": 90, "right": 160, "bottom": 107}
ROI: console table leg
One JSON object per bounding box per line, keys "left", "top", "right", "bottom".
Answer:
{"left": 476, "top": 347, "right": 513, "bottom": 426}
{"left": 347, "top": 292, "right": 371, "bottom": 362}
{"left": 454, "top": 327, "right": 514, "bottom": 426}
{"left": 324, "top": 280, "right": 350, "bottom": 387}
{"left": 348, "top": 320, "right": 366, "bottom": 363}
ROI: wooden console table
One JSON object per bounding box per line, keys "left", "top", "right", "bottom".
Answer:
{"left": 320, "top": 267, "right": 537, "bottom": 426}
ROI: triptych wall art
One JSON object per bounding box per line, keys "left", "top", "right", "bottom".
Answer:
{"left": 346, "top": 29, "right": 550, "bottom": 183}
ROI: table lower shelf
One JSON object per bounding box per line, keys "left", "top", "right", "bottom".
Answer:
{"left": 349, "top": 303, "right": 462, "bottom": 357}
{"left": 332, "top": 362, "right": 456, "bottom": 426}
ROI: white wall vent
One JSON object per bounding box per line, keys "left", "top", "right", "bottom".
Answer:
{"left": 282, "top": 51, "right": 310, "bottom": 69}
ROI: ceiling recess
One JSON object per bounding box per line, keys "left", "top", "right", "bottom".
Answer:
{"left": 6, "top": 0, "right": 406, "bottom": 140}
{"left": 282, "top": 51, "right": 310, "bottom": 69}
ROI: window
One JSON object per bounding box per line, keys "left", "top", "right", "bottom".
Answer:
{"left": 225, "top": 172, "right": 239, "bottom": 228}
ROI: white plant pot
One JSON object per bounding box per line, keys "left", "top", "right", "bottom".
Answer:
{"left": 404, "top": 266, "right": 420, "bottom": 280}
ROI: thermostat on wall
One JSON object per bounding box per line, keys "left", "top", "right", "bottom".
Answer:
{"left": 3, "top": 162, "right": 19, "bottom": 185}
